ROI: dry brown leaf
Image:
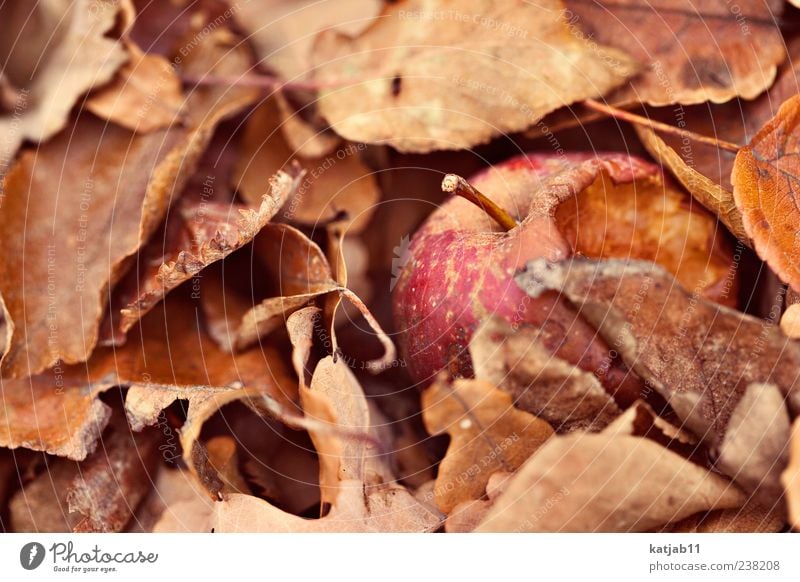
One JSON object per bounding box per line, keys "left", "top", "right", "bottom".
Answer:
{"left": 422, "top": 377, "right": 553, "bottom": 514}
{"left": 564, "top": 0, "right": 785, "bottom": 106}
{"left": 471, "top": 317, "right": 622, "bottom": 432}
{"left": 715, "top": 383, "right": 791, "bottom": 501}
{"left": 477, "top": 433, "right": 745, "bottom": 532}
{"left": 105, "top": 168, "right": 301, "bottom": 342}
{"left": 86, "top": 42, "right": 185, "bottom": 133}
{"left": 516, "top": 258, "right": 800, "bottom": 492}
{"left": 10, "top": 422, "right": 160, "bottom": 533}
{"left": 732, "top": 94, "right": 800, "bottom": 292}
{"left": 663, "top": 501, "right": 785, "bottom": 533}
{"left": 0, "top": 27, "right": 259, "bottom": 379}
{"left": 0, "top": 0, "right": 129, "bottom": 165}
{"left": 783, "top": 418, "right": 800, "bottom": 531}
{"left": 781, "top": 304, "right": 800, "bottom": 339}
{"left": 234, "top": 98, "right": 379, "bottom": 233}
{"left": 230, "top": 0, "right": 381, "bottom": 81}
{"left": 444, "top": 471, "right": 511, "bottom": 533}
{"left": 311, "top": 0, "right": 636, "bottom": 153}
{"left": 636, "top": 38, "right": 800, "bottom": 242}
{"left": 2, "top": 292, "right": 294, "bottom": 465}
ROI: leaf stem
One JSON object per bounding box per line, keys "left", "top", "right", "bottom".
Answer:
{"left": 441, "top": 174, "right": 517, "bottom": 231}
{"left": 583, "top": 98, "right": 741, "bottom": 153}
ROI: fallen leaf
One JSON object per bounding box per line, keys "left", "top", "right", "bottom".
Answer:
{"left": 234, "top": 98, "right": 379, "bottom": 233}
{"left": 635, "top": 37, "right": 800, "bottom": 241}
{"left": 9, "top": 420, "right": 161, "bottom": 533}
{"left": 0, "top": 27, "right": 259, "bottom": 378}
{"left": 715, "top": 383, "right": 791, "bottom": 501}
{"left": 732, "top": 94, "right": 800, "bottom": 292}
{"left": 476, "top": 433, "right": 745, "bottom": 532}
{"left": 104, "top": 168, "right": 300, "bottom": 342}
{"left": 86, "top": 42, "right": 185, "bottom": 133}
{"left": 470, "top": 317, "right": 622, "bottom": 432}
{"left": 564, "top": 0, "right": 785, "bottom": 106}
{"left": 443, "top": 471, "right": 511, "bottom": 533}
{"left": 311, "top": 0, "right": 636, "bottom": 153}
{"left": 782, "top": 417, "right": 800, "bottom": 531}
{"left": 663, "top": 501, "right": 785, "bottom": 533}
{"left": 516, "top": 258, "right": 800, "bottom": 491}
{"left": 422, "top": 376, "right": 553, "bottom": 513}
{"left": 780, "top": 304, "right": 800, "bottom": 339}
{"left": 0, "top": 0, "right": 129, "bottom": 165}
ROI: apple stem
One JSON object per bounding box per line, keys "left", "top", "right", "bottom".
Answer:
{"left": 442, "top": 174, "right": 518, "bottom": 231}
{"left": 583, "top": 98, "right": 741, "bottom": 153}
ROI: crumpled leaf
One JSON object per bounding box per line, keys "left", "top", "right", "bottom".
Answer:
{"left": 0, "top": 0, "right": 129, "bottom": 165}
{"left": 1, "top": 292, "right": 294, "bottom": 464}
{"left": 783, "top": 418, "right": 800, "bottom": 531}
{"left": 234, "top": 98, "right": 379, "bottom": 233}
{"left": 476, "top": 433, "right": 745, "bottom": 532}
{"left": 104, "top": 168, "right": 301, "bottom": 343}
{"left": 311, "top": 0, "right": 636, "bottom": 153}
{"left": 444, "top": 472, "right": 511, "bottom": 533}
{"left": 9, "top": 421, "right": 160, "bottom": 533}
{"left": 715, "top": 383, "right": 791, "bottom": 501}
{"left": 732, "top": 93, "right": 800, "bottom": 292}
{"left": 153, "top": 307, "right": 441, "bottom": 532}
{"left": 564, "top": 0, "right": 785, "bottom": 106}
{"left": 86, "top": 42, "right": 184, "bottom": 133}
{"left": 422, "top": 376, "right": 553, "bottom": 513}
{"left": 635, "top": 37, "right": 800, "bottom": 242}
{"left": 516, "top": 258, "right": 800, "bottom": 492}
{"left": 663, "top": 501, "right": 786, "bottom": 533}
{"left": 0, "top": 27, "right": 259, "bottom": 378}
{"left": 470, "top": 317, "right": 622, "bottom": 432}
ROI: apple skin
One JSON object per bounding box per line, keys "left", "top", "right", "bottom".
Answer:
{"left": 392, "top": 152, "right": 733, "bottom": 403}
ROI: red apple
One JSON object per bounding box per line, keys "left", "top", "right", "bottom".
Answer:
{"left": 392, "top": 152, "right": 736, "bottom": 403}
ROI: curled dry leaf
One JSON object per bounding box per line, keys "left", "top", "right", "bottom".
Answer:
{"left": 2, "top": 292, "right": 294, "bottom": 464}
{"left": 470, "top": 317, "right": 622, "bottom": 432}
{"left": 783, "top": 418, "right": 800, "bottom": 531}
{"left": 86, "top": 42, "right": 185, "bottom": 133}
{"left": 780, "top": 304, "right": 800, "bottom": 339}
{"left": 636, "top": 38, "right": 800, "bottom": 243}
{"left": 476, "top": 433, "right": 745, "bottom": 532}
{"left": 422, "top": 376, "right": 553, "bottom": 514}
{"left": 158, "top": 306, "right": 441, "bottom": 532}
{"left": 0, "top": 0, "right": 129, "bottom": 165}
{"left": 106, "top": 168, "right": 301, "bottom": 342}
{"left": 0, "top": 27, "right": 259, "bottom": 379}
{"left": 10, "top": 422, "right": 161, "bottom": 533}
{"left": 663, "top": 501, "right": 786, "bottom": 533}
{"left": 564, "top": 0, "right": 785, "bottom": 106}
{"left": 732, "top": 94, "right": 800, "bottom": 292}
{"left": 311, "top": 0, "right": 636, "bottom": 153}
{"left": 234, "top": 97, "right": 379, "bottom": 233}
{"left": 516, "top": 258, "right": 800, "bottom": 493}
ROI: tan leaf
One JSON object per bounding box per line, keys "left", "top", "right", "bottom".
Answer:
{"left": 86, "top": 43, "right": 185, "bottom": 133}
{"left": 10, "top": 421, "right": 161, "bottom": 533}
{"left": 782, "top": 418, "right": 800, "bottom": 531}
{"left": 516, "top": 258, "right": 800, "bottom": 493}
{"left": 234, "top": 98, "right": 379, "bottom": 233}
{"left": 477, "top": 433, "right": 745, "bottom": 532}
{"left": 422, "top": 377, "right": 553, "bottom": 514}
{"left": 663, "top": 501, "right": 785, "bottom": 533}
{"left": 0, "top": 27, "right": 259, "bottom": 378}
{"left": 564, "top": 0, "right": 785, "bottom": 106}
{"left": 311, "top": 0, "right": 636, "bottom": 153}
{"left": 0, "top": 0, "right": 128, "bottom": 165}
{"left": 470, "top": 317, "right": 621, "bottom": 432}
{"left": 105, "top": 168, "right": 301, "bottom": 342}
{"left": 732, "top": 94, "right": 800, "bottom": 292}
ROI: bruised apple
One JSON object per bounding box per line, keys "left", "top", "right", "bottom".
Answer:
{"left": 392, "top": 153, "right": 736, "bottom": 402}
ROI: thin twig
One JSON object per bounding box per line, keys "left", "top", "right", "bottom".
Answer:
{"left": 583, "top": 98, "right": 741, "bottom": 153}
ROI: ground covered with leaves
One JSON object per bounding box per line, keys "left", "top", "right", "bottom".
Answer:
{"left": 1, "top": 0, "right": 800, "bottom": 533}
